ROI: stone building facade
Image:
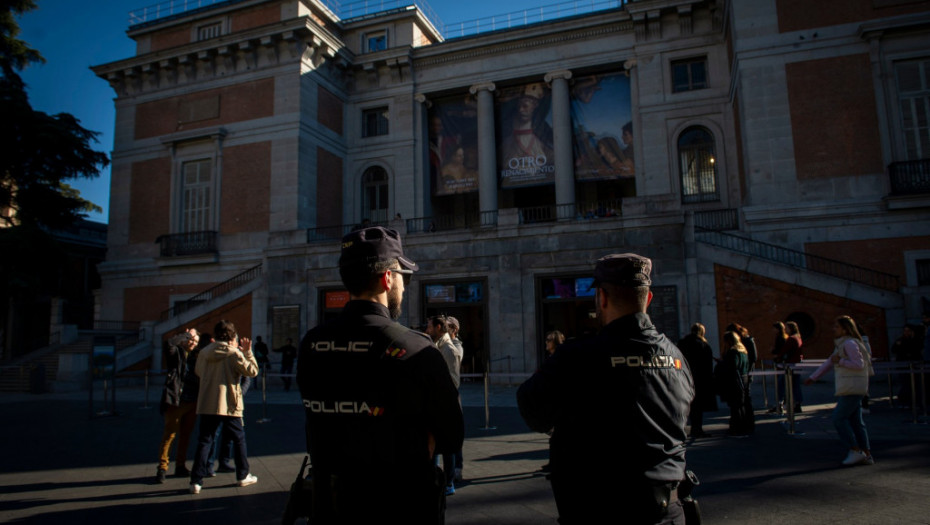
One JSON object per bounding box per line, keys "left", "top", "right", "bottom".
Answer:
{"left": 93, "top": 0, "right": 930, "bottom": 376}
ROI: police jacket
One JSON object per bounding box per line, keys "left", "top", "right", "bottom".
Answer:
{"left": 160, "top": 337, "right": 188, "bottom": 412}
{"left": 518, "top": 312, "right": 694, "bottom": 486}
{"left": 297, "top": 300, "right": 464, "bottom": 521}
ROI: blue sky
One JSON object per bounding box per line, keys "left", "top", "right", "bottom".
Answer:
{"left": 17, "top": 0, "right": 573, "bottom": 223}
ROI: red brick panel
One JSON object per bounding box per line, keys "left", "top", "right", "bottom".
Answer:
{"left": 714, "top": 264, "right": 888, "bottom": 359}
{"left": 129, "top": 157, "right": 172, "bottom": 244}
{"left": 316, "top": 148, "right": 343, "bottom": 226}
{"left": 149, "top": 26, "right": 192, "bottom": 53}
{"left": 220, "top": 141, "right": 272, "bottom": 233}
{"left": 161, "top": 293, "right": 254, "bottom": 344}
{"left": 231, "top": 2, "right": 282, "bottom": 32}
{"left": 135, "top": 78, "right": 275, "bottom": 139}
{"left": 786, "top": 54, "right": 883, "bottom": 180}
{"left": 123, "top": 283, "right": 210, "bottom": 322}
{"left": 318, "top": 85, "right": 344, "bottom": 135}
{"left": 776, "top": 0, "right": 930, "bottom": 33}
{"left": 805, "top": 236, "right": 930, "bottom": 285}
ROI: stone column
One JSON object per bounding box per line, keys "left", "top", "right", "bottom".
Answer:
{"left": 545, "top": 70, "right": 574, "bottom": 218}
{"left": 469, "top": 82, "right": 497, "bottom": 217}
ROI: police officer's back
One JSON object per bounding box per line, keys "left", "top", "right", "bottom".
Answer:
{"left": 518, "top": 254, "right": 694, "bottom": 525}
{"left": 297, "top": 227, "right": 464, "bottom": 524}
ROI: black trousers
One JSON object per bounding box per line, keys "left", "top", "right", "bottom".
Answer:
{"left": 550, "top": 474, "right": 686, "bottom": 525}
{"left": 190, "top": 414, "right": 249, "bottom": 484}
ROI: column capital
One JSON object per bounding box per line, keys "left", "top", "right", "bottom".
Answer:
{"left": 469, "top": 82, "right": 496, "bottom": 95}
{"left": 544, "top": 70, "right": 572, "bottom": 84}
{"left": 414, "top": 93, "right": 431, "bottom": 108}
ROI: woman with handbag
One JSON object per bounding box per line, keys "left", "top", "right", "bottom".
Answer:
{"left": 720, "top": 331, "right": 753, "bottom": 437}
{"left": 804, "top": 315, "right": 874, "bottom": 466}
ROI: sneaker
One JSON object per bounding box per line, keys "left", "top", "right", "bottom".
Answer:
{"left": 444, "top": 482, "right": 455, "bottom": 496}
{"left": 863, "top": 455, "right": 875, "bottom": 465}
{"left": 190, "top": 483, "right": 201, "bottom": 494}
{"left": 155, "top": 469, "right": 167, "bottom": 484}
{"left": 237, "top": 474, "right": 258, "bottom": 487}
{"left": 207, "top": 469, "right": 217, "bottom": 478}
{"left": 842, "top": 450, "right": 868, "bottom": 466}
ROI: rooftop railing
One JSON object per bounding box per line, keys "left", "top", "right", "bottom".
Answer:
{"left": 889, "top": 159, "right": 930, "bottom": 196}
{"left": 129, "top": 0, "right": 627, "bottom": 40}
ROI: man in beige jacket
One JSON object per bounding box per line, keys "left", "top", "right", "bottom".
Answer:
{"left": 189, "top": 320, "right": 258, "bottom": 494}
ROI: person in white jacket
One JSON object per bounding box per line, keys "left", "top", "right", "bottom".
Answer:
{"left": 805, "top": 315, "right": 874, "bottom": 466}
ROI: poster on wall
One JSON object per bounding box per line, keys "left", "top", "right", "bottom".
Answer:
{"left": 429, "top": 94, "right": 479, "bottom": 196}
{"left": 496, "top": 82, "right": 556, "bottom": 188}
{"left": 570, "top": 71, "right": 635, "bottom": 182}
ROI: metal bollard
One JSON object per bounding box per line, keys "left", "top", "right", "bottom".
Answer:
{"left": 921, "top": 361, "right": 927, "bottom": 418}
{"left": 887, "top": 363, "right": 895, "bottom": 408}
{"left": 480, "top": 366, "right": 496, "bottom": 430}
{"left": 257, "top": 366, "right": 272, "bottom": 423}
{"left": 142, "top": 369, "right": 151, "bottom": 409}
{"left": 909, "top": 362, "right": 918, "bottom": 423}
{"left": 760, "top": 361, "right": 769, "bottom": 408}
{"left": 784, "top": 365, "right": 795, "bottom": 435}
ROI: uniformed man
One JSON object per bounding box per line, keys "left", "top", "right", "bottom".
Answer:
{"left": 297, "top": 226, "right": 464, "bottom": 524}
{"left": 517, "top": 253, "right": 694, "bottom": 525}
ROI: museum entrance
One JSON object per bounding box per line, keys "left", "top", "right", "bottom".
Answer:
{"left": 422, "top": 279, "right": 488, "bottom": 378}
{"left": 537, "top": 274, "right": 598, "bottom": 366}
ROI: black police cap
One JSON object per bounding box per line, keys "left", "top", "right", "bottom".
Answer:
{"left": 339, "top": 226, "right": 419, "bottom": 271}
{"left": 591, "top": 253, "right": 652, "bottom": 288}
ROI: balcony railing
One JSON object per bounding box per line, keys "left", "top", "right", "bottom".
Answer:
{"left": 889, "top": 159, "right": 930, "bottom": 196}
{"left": 444, "top": 0, "right": 628, "bottom": 39}
{"left": 693, "top": 208, "right": 739, "bottom": 231}
{"left": 519, "top": 199, "right": 622, "bottom": 224}
{"left": 695, "top": 228, "right": 900, "bottom": 292}
{"left": 92, "top": 320, "right": 142, "bottom": 332}
{"left": 407, "top": 211, "right": 498, "bottom": 234}
{"left": 156, "top": 231, "right": 218, "bottom": 257}
{"left": 160, "top": 263, "right": 263, "bottom": 321}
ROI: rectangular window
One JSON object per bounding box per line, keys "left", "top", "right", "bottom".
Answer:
{"left": 671, "top": 57, "right": 708, "bottom": 93}
{"left": 362, "top": 107, "right": 389, "bottom": 137}
{"left": 917, "top": 258, "right": 930, "bottom": 286}
{"left": 366, "top": 31, "right": 387, "bottom": 52}
{"left": 197, "top": 21, "right": 223, "bottom": 41}
{"left": 182, "top": 159, "right": 213, "bottom": 232}
{"left": 895, "top": 58, "right": 930, "bottom": 160}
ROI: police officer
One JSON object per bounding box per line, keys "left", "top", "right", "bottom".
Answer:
{"left": 517, "top": 253, "right": 694, "bottom": 524}
{"left": 297, "top": 226, "right": 464, "bottom": 524}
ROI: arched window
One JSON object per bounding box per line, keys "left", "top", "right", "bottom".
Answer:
{"left": 362, "top": 166, "right": 389, "bottom": 223}
{"left": 678, "top": 127, "right": 719, "bottom": 203}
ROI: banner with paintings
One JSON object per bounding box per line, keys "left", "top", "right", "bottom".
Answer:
{"left": 570, "top": 71, "right": 635, "bottom": 182}
{"left": 428, "top": 95, "right": 479, "bottom": 196}
{"left": 496, "top": 82, "right": 556, "bottom": 188}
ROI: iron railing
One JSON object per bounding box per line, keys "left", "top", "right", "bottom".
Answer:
{"left": 889, "top": 159, "right": 930, "bottom": 196}
{"left": 159, "top": 263, "right": 263, "bottom": 321}
{"left": 444, "top": 0, "right": 628, "bottom": 39}
{"left": 407, "top": 211, "right": 498, "bottom": 233}
{"left": 93, "top": 320, "right": 142, "bottom": 332}
{"left": 695, "top": 228, "right": 900, "bottom": 291}
{"left": 519, "top": 199, "right": 622, "bottom": 224}
{"left": 156, "top": 231, "right": 218, "bottom": 257}
{"left": 693, "top": 208, "right": 739, "bottom": 231}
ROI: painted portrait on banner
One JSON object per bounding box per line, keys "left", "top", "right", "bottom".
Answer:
{"left": 571, "top": 71, "right": 635, "bottom": 182}
{"left": 429, "top": 94, "right": 479, "bottom": 196}
{"left": 496, "top": 82, "right": 556, "bottom": 188}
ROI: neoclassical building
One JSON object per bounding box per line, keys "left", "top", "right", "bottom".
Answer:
{"left": 92, "top": 0, "right": 930, "bottom": 376}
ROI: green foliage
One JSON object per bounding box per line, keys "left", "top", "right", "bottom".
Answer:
{"left": 0, "top": 0, "right": 108, "bottom": 229}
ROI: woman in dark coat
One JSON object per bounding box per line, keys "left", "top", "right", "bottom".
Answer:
{"left": 721, "top": 331, "right": 754, "bottom": 436}
{"left": 679, "top": 323, "right": 717, "bottom": 438}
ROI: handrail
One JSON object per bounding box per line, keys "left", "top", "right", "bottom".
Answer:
{"left": 93, "top": 320, "right": 142, "bottom": 332}
{"left": 695, "top": 228, "right": 900, "bottom": 291}
{"left": 693, "top": 208, "right": 739, "bottom": 231}
{"left": 159, "top": 263, "right": 263, "bottom": 321}
{"left": 519, "top": 199, "right": 621, "bottom": 224}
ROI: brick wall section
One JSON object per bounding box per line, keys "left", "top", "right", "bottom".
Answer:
{"left": 786, "top": 54, "right": 883, "bottom": 180}
{"left": 149, "top": 26, "right": 191, "bottom": 53}
{"left": 805, "top": 236, "right": 930, "bottom": 285}
{"left": 221, "top": 141, "right": 271, "bottom": 233}
{"left": 161, "top": 293, "right": 253, "bottom": 345}
{"left": 777, "top": 0, "right": 930, "bottom": 33}
{"left": 231, "top": 2, "right": 282, "bottom": 32}
{"left": 123, "top": 283, "right": 212, "bottom": 322}
{"left": 135, "top": 78, "right": 275, "bottom": 139}
{"left": 129, "top": 157, "right": 172, "bottom": 244}
{"left": 318, "top": 85, "right": 344, "bottom": 135}
{"left": 316, "top": 148, "right": 344, "bottom": 226}
{"left": 714, "top": 264, "right": 888, "bottom": 359}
